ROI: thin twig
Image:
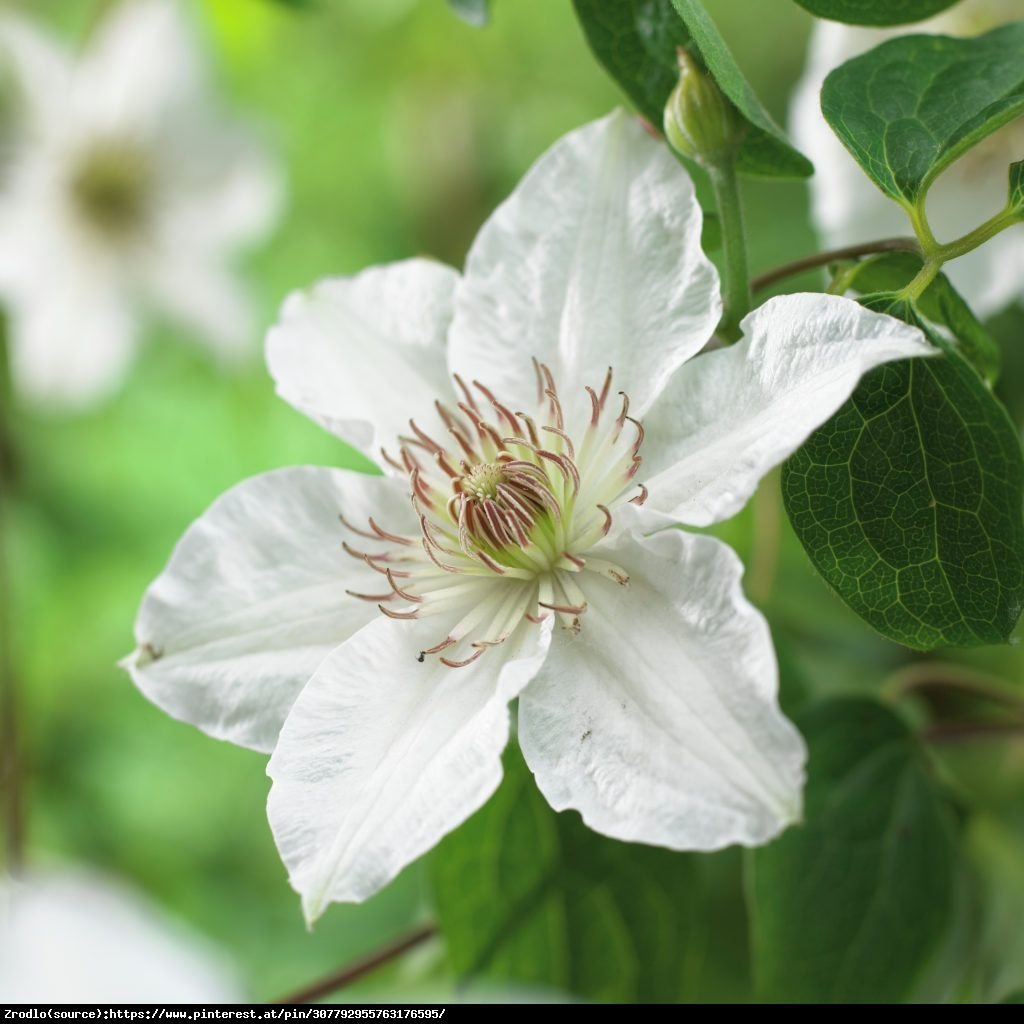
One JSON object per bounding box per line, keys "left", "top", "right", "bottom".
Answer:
{"left": 751, "top": 237, "right": 920, "bottom": 294}
{"left": 275, "top": 923, "right": 438, "bottom": 1005}
{"left": 884, "top": 661, "right": 1024, "bottom": 710}
{"left": 924, "top": 721, "right": 1024, "bottom": 744}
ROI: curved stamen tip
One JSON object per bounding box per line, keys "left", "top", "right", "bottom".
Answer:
{"left": 630, "top": 484, "right": 649, "bottom": 506}
{"left": 441, "top": 647, "right": 486, "bottom": 669}
{"left": 346, "top": 589, "right": 396, "bottom": 602}
{"left": 422, "top": 636, "right": 457, "bottom": 656}
{"left": 378, "top": 603, "right": 419, "bottom": 620}
{"left": 538, "top": 600, "right": 588, "bottom": 616}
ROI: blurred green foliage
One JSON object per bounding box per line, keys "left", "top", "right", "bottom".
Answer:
{"left": 6, "top": 0, "right": 1024, "bottom": 1003}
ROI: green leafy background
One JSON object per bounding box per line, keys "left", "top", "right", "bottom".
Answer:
{"left": 6, "top": 0, "right": 1024, "bottom": 1004}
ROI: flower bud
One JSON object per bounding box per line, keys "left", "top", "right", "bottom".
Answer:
{"left": 663, "top": 48, "right": 744, "bottom": 168}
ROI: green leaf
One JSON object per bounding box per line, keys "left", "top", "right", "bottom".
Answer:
{"left": 433, "top": 747, "right": 710, "bottom": 1002}
{"left": 848, "top": 251, "right": 1001, "bottom": 383}
{"left": 750, "top": 698, "right": 957, "bottom": 1003}
{"left": 571, "top": 0, "right": 812, "bottom": 178}
{"left": 822, "top": 23, "right": 1024, "bottom": 207}
{"left": 783, "top": 340, "right": 1024, "bottom": 650}
{"left": 1010, "top": 160, "right": 1024, "bottom": 209}
{"left": 447, "top": 0, "right": 491, "bottom": 27}
{"left": 794, "top": 0, "right": 962, "bottom": 27}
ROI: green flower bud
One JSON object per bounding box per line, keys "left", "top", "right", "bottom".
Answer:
{"left": 663, "top": 48, "right": 744, "bottom": 168}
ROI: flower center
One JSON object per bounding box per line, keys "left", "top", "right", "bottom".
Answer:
{"left": 70, "top": 140, "right": 152, "bottom": 237}
{"left": 462, "top": 462, "right": 506, "bottom": 501}
{"left": 340, "top": 362, "right": 646, "bottom": 667}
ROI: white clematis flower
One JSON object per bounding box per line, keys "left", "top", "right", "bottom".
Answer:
{"left": 791, "top": 0, "right": 1024, "bottom": 316}
{"left": 124, "top": 110, "right": 930, "bottom": 923}
{"left": 0, "top": 870, "right": 243, "bottom": 1003}
{"left": 0, "top": 0, "right": 281, "bottom": 409}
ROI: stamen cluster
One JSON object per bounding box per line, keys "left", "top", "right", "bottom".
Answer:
{"left": 341, "top": 362, "right": 646, "bottom": 667}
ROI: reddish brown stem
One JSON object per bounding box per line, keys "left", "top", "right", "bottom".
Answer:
{"left": 751, "top": 237, "right": 920, "bottom": 293}
{"left": 924, "top": 721, "right": 1024, "bottom": 744}
{"left": 275, "top": 923, "right": 438, "bottom": 1005}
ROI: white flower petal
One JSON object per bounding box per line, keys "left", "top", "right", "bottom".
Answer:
{"left": 0, "top": 13, "right": 72, "bottom": 134}
{"left": 790, "top": 15, "right": 1024, "bottom": 316}
{"left": 0, "top": 870, "right": 242, "bottom": 1003}
{"left": 266, "top": 259, "right": 459, "bottom": 461}
{"left": 640, "top": 293, "right": 932, "bottom": 528}
{"left": 74, "top": 0, "right": 202, "bottom": 136}
{"left": 125, "top": 467, "right": 414, "bottom": 754}
{"left": 267, "top": 615, "right": 552, "bottom": 920}
{"left": 519, "top": 527, "right": 805, "bottom": 851}
{"left": 448, "top": 109, "right": 721, "bottom": 418}
{"left": 6, "top": 273, "right": 137, "bottom": 411}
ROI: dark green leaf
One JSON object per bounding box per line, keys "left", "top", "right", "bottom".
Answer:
{"left": 1010, "top": 160, "right": 1024, "bottom": 209}
{"left": 848, "top": 251, "right": 1001, "bottom": 383}
{"left": 1003, "top": 992, "right": 1024, "bottom": 1004}
{"left": 571, "top": 0, "right": 687, "bottom": 128}
{"left": 447, "top": 0, "right": 491, "bottom": 27}
{"left": 794, "top": 0, "right": 962, "bottom": 27}
{"left": 433, "top": 747, "right": 715, "bottom": 1002}
{"left": 571, "top": 0, "right": 812, "bottom": 178}
{"left": 783, "top": 341, "right": 1024, "bottom": 650}
{"left": 750, "top": 699, "right": 957, "bottom": 1003}
{"left": 822, "top": 23, "right": 1024, "bottom": 206}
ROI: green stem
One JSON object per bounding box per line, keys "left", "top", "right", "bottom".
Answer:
{"left": 898, "top": 257, "right": 943, "bottom": 303}
{"left": 933, "top": 205, "right": 1022, "bottom": 262}
{"left": 826, "top": 262, "right": 863, "bottom": 296}
{"left": 707, "top": 159, "right": 750, "bottom": 342}
{"left": 905, "top": 201, "right": 939, "bottom": 254}
{"left": 0, "top": 317, "right": 24, "bottom": 873}
{"left": 902, "top": 199, "right": 1021, "bottom": 302}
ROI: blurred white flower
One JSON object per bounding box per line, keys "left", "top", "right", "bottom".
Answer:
{"left": 0, "top": 0, "right": 281, "bottom": 410}
{"left": 791, "top": 0, "right": 1024, "bottom": 315}
{"left": 0, "top": 869, "right": 243, "bottom": 1003}
{"left": 124, "top": 110, "right": 929, "bottom": 922}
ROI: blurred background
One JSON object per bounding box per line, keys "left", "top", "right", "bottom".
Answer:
{"left": 3, "top": 0, "right": 1023, "bottom": 1002}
